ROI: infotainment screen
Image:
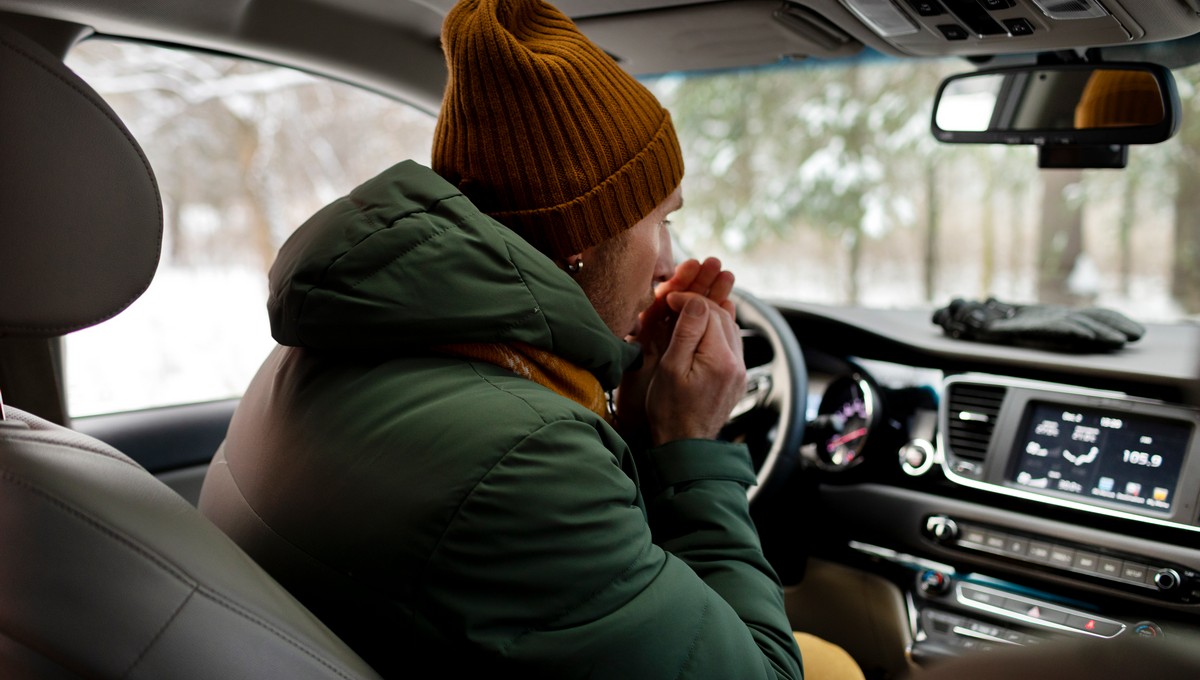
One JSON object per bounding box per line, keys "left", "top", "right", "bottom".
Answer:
{"left": 1011, "top": 402, "right": 1192, "bottom": 513}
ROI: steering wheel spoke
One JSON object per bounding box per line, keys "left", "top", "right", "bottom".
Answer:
{"left": 730, "top": 290, "right": 807, "bottom": 502}
{"left": 730, "top": 363, "right": 775, "bottom": 420}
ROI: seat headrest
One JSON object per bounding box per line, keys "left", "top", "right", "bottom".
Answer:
{"left": 0, "top": 24, "right": 162, "bottom": 338}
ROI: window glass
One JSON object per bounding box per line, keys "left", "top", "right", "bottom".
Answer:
{"left": 64, "top": 40, "right": 436, "bottom": 417}
{"left": 647, "top": 58, "right": 1199, "bottom": 322}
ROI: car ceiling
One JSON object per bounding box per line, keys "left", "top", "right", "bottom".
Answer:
{"left": 2, "top": 0, "right": 1200, "bottom": 112}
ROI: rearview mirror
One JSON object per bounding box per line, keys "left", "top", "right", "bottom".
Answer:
{"left": 932, "top": 63, "right": 1179, "bottom": 147}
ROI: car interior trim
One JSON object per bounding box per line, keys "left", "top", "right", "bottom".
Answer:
{"left": 939, "top": 447, "right": 1200, "bottom": 533}
{"left": 954, "top": 583, "right": 1127, "bottom": 638}
{"left": 950, "top": 624, "right": 1019, "bottom": 645}
{"left": 848, "top": 540, "right": 959, "bottom": 576}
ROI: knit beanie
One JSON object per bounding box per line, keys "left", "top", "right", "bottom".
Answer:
{"left": 432, "top": 0, "right": 684, "bottom": 260}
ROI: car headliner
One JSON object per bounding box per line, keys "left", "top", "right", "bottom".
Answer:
{"left": 4, "top": 0, "right": 1200, "bottom": 113}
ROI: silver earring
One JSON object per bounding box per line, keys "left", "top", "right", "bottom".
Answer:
{"left": 566, "top": 258, "right": 584, "bottom": 275}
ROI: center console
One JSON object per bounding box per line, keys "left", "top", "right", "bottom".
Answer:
{"left": 888, "top": 374, "right": 1200, "bottom": 659}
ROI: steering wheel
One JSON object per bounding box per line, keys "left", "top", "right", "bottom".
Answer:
{"left": 729, "top": 289, "right": 807, "bottom": 503}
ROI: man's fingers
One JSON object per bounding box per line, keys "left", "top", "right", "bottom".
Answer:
{"left": 719, "top": 301, "right": 743, "bottom": 361}
{"left": 665, "top": 292, "right": 743, "bottom": 359}
{"left": 709, "top": 270, "right": 735, "bottom": 305}
{"left": 664, "top": 291, "right": 703, "bottom": 314}
{"left": 666, "top": 291, "right": 736, "bottom": 322}
{"left": 633, "top": 295, "right": 673, "bottom": 356}
{"left": 656, "top": 259, "right": 701, "bottom": 299}
{"left": 686, "top": 257, "right": 722, "bottom": 296}
{"left": 700, "top": 295, "right": 742, "bottom": 362}
{"left": 659, "top": 295, "right": 709, "bottom": 373}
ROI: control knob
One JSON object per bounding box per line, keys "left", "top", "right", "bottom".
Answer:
{"left": 899, "top": 439, "right": 935, "bottom": 476}
{"left": 918, "top": 569, "right": 951, "bottom": 596}
{"left": 924, "top": 515, "right": 959, "bottom": 544}
{"left": 1154, "top": 568, "right": 1181, "bottom": 592}
{"left": 1134, "top": 621, "right": 1164, "bottom": 638}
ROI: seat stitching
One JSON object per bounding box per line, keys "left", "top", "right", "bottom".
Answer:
{"left": 0, "top": 470, "right": 193, "bottom": 584}
{"left": 121, "top": 586, "right": 197, "bottom": 678}
{"left": 2, "top": 432, "right": 142, "bottom": 469}
{"left": 189, "top": 587, "right": 358, "bottom": 680}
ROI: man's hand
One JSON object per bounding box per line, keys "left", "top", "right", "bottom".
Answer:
{"left": 619, "top": 257, "right": 739, "bottom": 443}
{"left": 645, "top": 293, "right": 746, "bottom": 444}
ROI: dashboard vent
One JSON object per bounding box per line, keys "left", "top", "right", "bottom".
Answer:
{"left": 945, "top": 383, "right": 1006, "bottom": 462}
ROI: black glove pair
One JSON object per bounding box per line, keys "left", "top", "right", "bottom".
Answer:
{"left": 932, "top": 297, "right": 1145, "bottom": 352}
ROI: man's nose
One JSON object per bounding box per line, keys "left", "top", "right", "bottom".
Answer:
{"left": 655, "top": 227, "right": 675, "bottom": 282}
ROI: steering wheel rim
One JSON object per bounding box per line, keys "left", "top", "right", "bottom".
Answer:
{"left": 730, "top": 289, "right": 807, "bottom": 503}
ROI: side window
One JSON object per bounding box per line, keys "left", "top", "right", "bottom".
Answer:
{"left": 64, "top": 40, "right": 436, "bottom": 417}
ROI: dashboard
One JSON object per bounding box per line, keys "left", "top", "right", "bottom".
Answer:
{"left": 769, "top": 301, "right": 1200, "bottom": 668}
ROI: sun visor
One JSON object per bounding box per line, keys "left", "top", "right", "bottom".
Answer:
{"left": 0, "top": 23, "right": 162, "bottom": 338}
{"left": 577, "top": 0, "right": 862, "bottom": 76}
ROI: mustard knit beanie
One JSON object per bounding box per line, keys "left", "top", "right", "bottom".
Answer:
{"left": 432, "top": 0, "right": 684, "bottom": 260}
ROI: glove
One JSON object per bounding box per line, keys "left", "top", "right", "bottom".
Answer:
{"left": 932, "top": 297, "right": 1145, "bottom": 352}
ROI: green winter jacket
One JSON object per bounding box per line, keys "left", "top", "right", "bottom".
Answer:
{"left": 201, "top": 160, "right": 803, "bottom": 679}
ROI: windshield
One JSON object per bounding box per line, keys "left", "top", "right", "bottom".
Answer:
{"left": 646, "top": 57, "right": 1200, "bottom": 323}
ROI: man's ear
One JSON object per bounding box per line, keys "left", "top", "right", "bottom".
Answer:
{"left": 564, "top": 252, "right": 585, "bottom": 275}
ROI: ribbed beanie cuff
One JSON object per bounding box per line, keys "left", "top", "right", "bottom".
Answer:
{"left": 432, "top": 0, "right": 684, "bottom": 259}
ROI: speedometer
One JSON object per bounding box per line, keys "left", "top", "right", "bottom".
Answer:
{"left": 813, "top": 373, "right": 880, "bottom": 469}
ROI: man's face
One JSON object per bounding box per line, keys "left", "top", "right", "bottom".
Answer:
{"left": 577, "top": 187, "right": 681, "bottom": 338}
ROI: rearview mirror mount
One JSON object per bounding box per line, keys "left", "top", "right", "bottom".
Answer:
{"left": 931, "top": 62, "right": 1180, "bottom": 169}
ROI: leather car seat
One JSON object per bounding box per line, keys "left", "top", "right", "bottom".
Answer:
{"left": 0, "top": 20, "right": 381, "bottom": 680}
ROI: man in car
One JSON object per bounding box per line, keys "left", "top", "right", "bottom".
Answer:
{"left": 202, "top": 0, "right": 859, "bottom": 677}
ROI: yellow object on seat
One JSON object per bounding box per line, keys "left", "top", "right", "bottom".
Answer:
{"left": 794, "top": 632, "right": 866, "bottom": 680}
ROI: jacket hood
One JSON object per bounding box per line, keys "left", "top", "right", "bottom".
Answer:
{"left": 267, "top": 160, "right": 638, "bottom": 388}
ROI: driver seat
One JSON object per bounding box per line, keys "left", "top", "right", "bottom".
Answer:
{"left": 0, "top": 20, "right": 380, "bottom": 679}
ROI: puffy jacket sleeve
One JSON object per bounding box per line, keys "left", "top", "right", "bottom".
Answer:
{"left": 420, "top": 418, "right": 803, "bottom": 679}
